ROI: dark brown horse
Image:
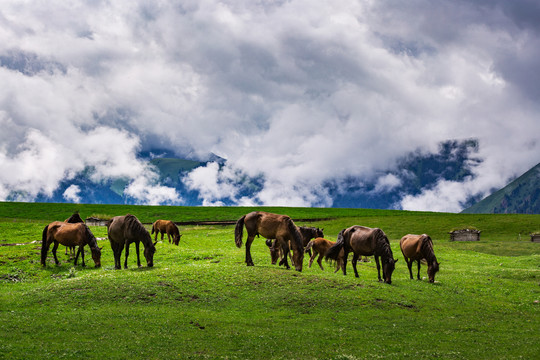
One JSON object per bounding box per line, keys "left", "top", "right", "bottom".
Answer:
{"left": 107, "top": 214, "right": 157, "bottom": 269}
{"left": 64, "top": 212, "right": 84, "bottom": 256}
{"left": 151, "top": 220, "right": 182, "bottom": 245}
{"left": 235, "top": 211, "right": 304, "bottom": 271}
{"left": 304, "top": 237, "right": 345, "bottom": 272}
{"left": 41, "top": 222, "right": 102, "bottom": 267}
{"left": 326, "top": 226, "right": 398, "bottom": 284}
{"left": 265, "top": 226, "right": 324, "bottom": 266}
{"left": 400, "top": 234, "right": 440, "bottom": 283}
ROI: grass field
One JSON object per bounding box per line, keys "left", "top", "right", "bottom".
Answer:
{"left": 0, "top": 202, "right": 538, "bottom": 359}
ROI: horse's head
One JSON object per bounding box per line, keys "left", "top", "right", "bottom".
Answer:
{"left": 427, "top": 260, "right": 440, "bottom": 283}
{"left": 315, "top": 228, "right": 324, "bottom": 238}
{"left": 292, "top": 249, "right": 304, "bottom": 272}
{"left": 174, "top": 234, "right": 182, "bottom": 246}
{"left": 265, "top": 239, "right": 280, "bottom": 265}
{"left": 144, "top": 241, "right": 157, "bottom": 267}
{"left": 383, "top": 258, "right": 398, "bottom": 284}
{"left": 91, "top": 246, "right": 102, "bottom": 268}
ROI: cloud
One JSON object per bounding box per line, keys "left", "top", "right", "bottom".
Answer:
{"left": 1, "top": 1, "right": 539, "bottom": 210}
{"left": 63, "top": 184, "right": 81, "bottom": 203}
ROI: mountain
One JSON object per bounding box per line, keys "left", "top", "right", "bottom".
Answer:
{"left": 461, "top": 163, "right": 540, "bottom": 214}
{"left": 29, "top": 139, "right": 504, "bottom": 211}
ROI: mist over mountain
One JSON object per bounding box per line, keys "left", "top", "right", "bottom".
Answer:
{"left": 28, "top": 139, "right": 493, "bottom": 211}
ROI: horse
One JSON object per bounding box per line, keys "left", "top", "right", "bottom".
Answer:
{"left": 107, "top": 214, "right": 157, "bottom": 269}
{"left": 235, "top": 211, "right": 304, "bottom": 271}
{"left": 41, "top": 222, "right": 102, "bottom": 268}
{"left": 265, "top": 226, "right": 324, "bottom": 266}
{"left": 325, "top": 225, "right": 398, "bottom": 284}
{"left": 400, "top": 234, "right": 440, "bottom": 283}
{"left": 152, "top": 220, "right": 182, "bottom": 245}
{"left": 64, "top": 212, "right": 84, "bottom": 256}
{"left": 304, "top": 237, "right": 345, "bottom": 273}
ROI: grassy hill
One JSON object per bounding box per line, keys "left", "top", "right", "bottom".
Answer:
{"left": 0, "top": 203, "right": 539, "bottom": 359}
{"left": 463, "top": 163, "right": 540, "bottom": 214}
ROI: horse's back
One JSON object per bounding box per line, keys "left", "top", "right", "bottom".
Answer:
{"left": 400, "top": 234, "right": 424, "bottom": 259}
{"left": 348, "top": 226, "right": 380, "bottom": 255}
{"left": 107, "top": 216, "right": 126, "bottom": 244}
{"left": 48, "top": 221, "right": 85, "bottom": 246}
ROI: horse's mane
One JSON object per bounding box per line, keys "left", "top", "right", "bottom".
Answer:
{"left": 124, "top": 214, "right": 153, "bottom": 247}
{"left": 66, "top": 213, "right": 83, "bottom": 223}
{"left": 373, "top": 228, "right": 393, "bottom": 260}
{"left": 286, "top": 218, "right": 304, "bottom": 251}
{"left": 420, "top": 235, "right": 436, "bottom": 262}
{"left": 82, "top": 223, "right": 99, "bottom": 249}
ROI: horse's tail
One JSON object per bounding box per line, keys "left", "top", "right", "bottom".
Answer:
{"left": 151, "top": 223, "right": 155, "bottom": 234}
{"left": 235, "top": 215, "right": 246, "bottom": 248}
{"left": 41, "top": 225, "right": 49, "bottom": 266}
{"left": 304, "top": 240, "right": 315, "bottom": 253}
{"left": 286, "top": 218, "right": 304, "bottom": 251}
{"left": 325, "top": 229, "right": 346, "bottom": 261}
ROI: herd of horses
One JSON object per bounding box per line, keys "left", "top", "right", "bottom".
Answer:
{"left": 40, "top": 210, "right": 440, "bottom": 284}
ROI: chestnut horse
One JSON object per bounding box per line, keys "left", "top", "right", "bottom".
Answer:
{"left": 400, "top": 234, "right": 440, "bottom": 283}
{"left": 265, "top": 226, "right": 323, "bottom": 266}
{"left": 235, "top": 211, "right": 304, "bottom": 271}
{"left": 152, "top": 220, "right": 182, "bottom": 245}
{"left": 64, "top": 212, "right": 84, "bottom": 256}
{"left": 326, "top": 226, "right": 398, "bottom": 284}
{"left": 304, "top": 237, "right": 345, "bottom": 273}
{"left": 41, "top": 222, "right": 102, "bottom": 268}
{"left": 107, "top": 214, "right": 157, "bottom": 269}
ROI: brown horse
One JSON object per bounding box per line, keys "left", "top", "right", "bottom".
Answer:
{"left": 304, "top": 237, "right": 345, "bottom": 272}
{"left": 265, "top": 226, "right": 324, "bottom": 266}
{"left": 64, "top": 212, "right": 84, "bottom": 256}
{"left": 107, "top": 214, "right": 157, "bottom": 269}
{"left": 400, "top": 234, "right": 440, "bottom": 283}
{"left": 152, "top": 220, "right": 182, "bottom": 245}
{"left": 325, "top": 226, "right": 398, "bottom": 284}
{"left": 235, "top": 211, "right": 304, "bottom": 271}
{"left": 41, "top": 222, "right": 102, "bottom": 268}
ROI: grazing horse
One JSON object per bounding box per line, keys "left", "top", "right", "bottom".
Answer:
{"left": 325, "top": 226, "right": 398, "bottom": 284}
{"left": 265, "top": 226, "right": 324, "bottom": 266}
{"left": 235, "top": 211, "right": 304, "bottom": 271}
{"left": 64, "top": 212, "right": 84, "bottom": 256}
{"left": 304, "top": 237, "right": 345, "bottom": 273}
{"left": 41, "top": 222, "right": 102, "bottom": 268}
{"left": 152, "top": 220, "right": 182, "bottom": 245}
{"left": 107, "top": 214, "right": 157, "bottom": 269}
{"left": 400, "top": 234, "right": 440, "bottom": 283}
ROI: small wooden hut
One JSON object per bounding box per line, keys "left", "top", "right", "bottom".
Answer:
{"left": 449, "top": 228, "right": 481, "bottom": 241}
{"left": 85, "top": 217, "right": 109, "bottom": 226}
{"left": 531, "top": 233, "right": 540, "bottom": 243}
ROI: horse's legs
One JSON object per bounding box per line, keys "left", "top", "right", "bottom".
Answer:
{"left": 375, "top": 255, "right": 383, "bottom": 282}
{"left": 341, "top": 249, "right": 349, "bottom": 276}
{"left": 52, "top": 241, "right": 60, "bottom": 265}
{"left": 135, "top": 241, "right": 142, "bottom": 267}
{"left": 416, "top": 260, "right": 421, "bottom": 280}
{"left": 316, "top": 252, "right": 325, "bottom": 271}
{"left": 80, "top": 245, "right": 86, "bottom": 267}
{"left": 167, "top": 233, "right": 172, "bottom": 244}
{"left": 245, "top": 234, "right": 256, "bottom": 266}
{"left": 405, "top": 258, "right": 414, "bottom": 279}
{"left": 308, "top": 250, "right": 316, "bottom": 268}
{"left": 352, "top": 253, "right": 360, "bottom": 278}
{"left": 113, "top": 243, "right": 122, "bottom": 270}
{"left": 278, "top": 238, "right": 291, "bottom": 270}
{"left": 124, "top": 242, "right": 130, "bottom": 269}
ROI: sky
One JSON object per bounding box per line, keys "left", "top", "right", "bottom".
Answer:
{"left": 0, "top": 0, "right": 539, "bottom": 211}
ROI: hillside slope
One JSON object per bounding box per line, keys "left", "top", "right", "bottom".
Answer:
{"left": 462, "top": 162, "right": 540, "bottom": 214}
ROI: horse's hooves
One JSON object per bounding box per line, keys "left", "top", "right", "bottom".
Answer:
{"left": 246, "top": 262, "right": 254, "bottom": 266}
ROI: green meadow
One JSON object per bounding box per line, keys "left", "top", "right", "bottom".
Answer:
{"left": 0, "top": 202, "right": 538, "bottom": 359}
